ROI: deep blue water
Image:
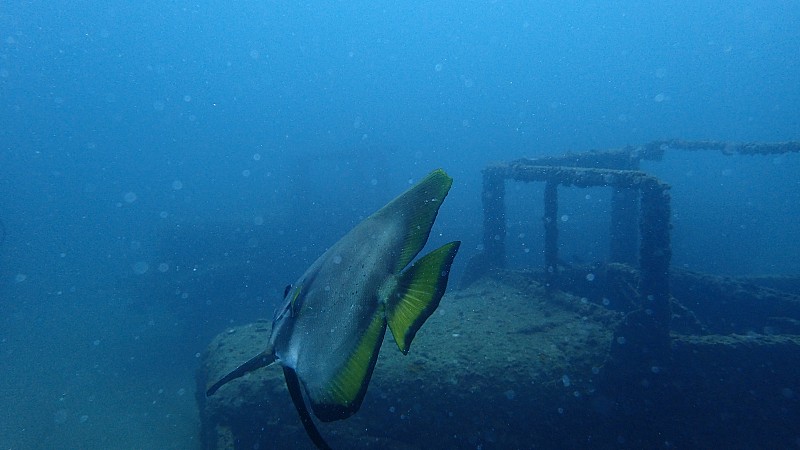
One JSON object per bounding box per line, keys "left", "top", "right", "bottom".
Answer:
{"left": 1, "top": 1, "right": 799, "bottom": 448}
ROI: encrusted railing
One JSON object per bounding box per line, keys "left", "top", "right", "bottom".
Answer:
{"left": 479, "top": 139, "right": 800, "bottom": 360}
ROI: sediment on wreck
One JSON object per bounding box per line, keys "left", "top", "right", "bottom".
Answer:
{"left": 197, "top": 265, "right": 800, "bottom": 449}
{"left": 198, "top": 273, "right": 622, "bottom": 449}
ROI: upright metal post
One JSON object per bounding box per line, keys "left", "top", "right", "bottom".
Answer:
{"left": 543, "top": 181, "right": 559, "bottom": 275}
{"left": 616, "top": 178, "right": 672, "bottom": 361}
{"left": 610, "top": 187, "right": 639, "bottom": 265}
{"left": 482, "top": 168, "right": 506, "bottom": 268}
{"left": 639, "top": 179, "right": 672, "bottom": 332}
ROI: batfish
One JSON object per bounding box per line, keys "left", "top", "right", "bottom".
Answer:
{"left": 206, "top": 168, "right": 461, "bottom": 449}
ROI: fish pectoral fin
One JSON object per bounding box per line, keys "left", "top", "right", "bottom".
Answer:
{"left": 205, "top": 349, "right": 276, "bottom": 396}
{"left": 306, "top": 313, "right": 387, "bottom": 422}
{"left": 386, "top": 241, "right": 461, "bottom": 354}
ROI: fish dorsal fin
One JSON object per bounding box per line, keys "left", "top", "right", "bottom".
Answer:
{"left": 305, "top": 312, "right": 388, "bottom": 422}
{"left": 376, "top": 169, "right": 454, "bottom": 272}
{"left": 386, "top": 241, "right": 461, "bottom": 354}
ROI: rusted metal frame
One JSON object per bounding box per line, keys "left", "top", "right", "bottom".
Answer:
{"left": 641, "top": 139, "right": 800, "bottom": 159}
{"left": 481, "top": 163, "right": 673, "bottom": 357}
{"left": 482, "top": 163, "right": 671, "bottom": 299}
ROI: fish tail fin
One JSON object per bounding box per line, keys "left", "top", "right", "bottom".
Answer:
{"left": 283, "top": 366, "right": 333, "bottom": 450}
{"left": 205, "top": 349, "right": 276, "bottom": 396}
{"left": 386, "top": 241, "right": 461, "bottom": 354}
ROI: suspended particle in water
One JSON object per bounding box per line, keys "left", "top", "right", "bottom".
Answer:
{"left": 53, "top": 409, "right": 68, "bottom": 424}
{"left": 132, "top": 261, "right": 149, "bottom": 275}
{"left": 123, "top": 192, "right": 137, "bottom": 203}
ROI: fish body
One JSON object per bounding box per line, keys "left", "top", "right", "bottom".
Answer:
{"left": 207, "top": 168, "right": 460, "bottom": 448}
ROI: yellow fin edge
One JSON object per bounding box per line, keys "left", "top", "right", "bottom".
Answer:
{"left": 387, "top": 241, "right": 461, "bottom": 354}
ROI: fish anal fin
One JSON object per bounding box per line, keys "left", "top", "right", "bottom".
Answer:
{"left": 308, "top": 313, "right": 387, "bottom": 422}
{"left": 283, "top": 366, "right": 333, "bottom": 450}
{"left": 387, "top": 241, "right": 461, "bottom": 354}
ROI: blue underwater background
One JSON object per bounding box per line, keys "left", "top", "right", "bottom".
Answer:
{"left": 1, "top": 1, "right": 800, "bottom": 448}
